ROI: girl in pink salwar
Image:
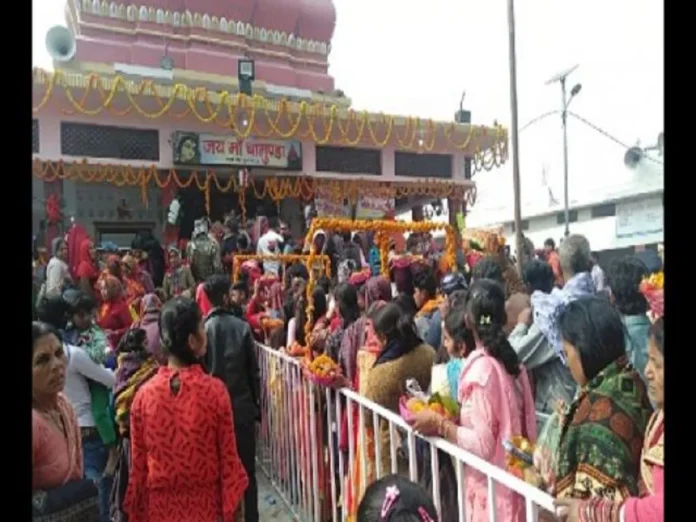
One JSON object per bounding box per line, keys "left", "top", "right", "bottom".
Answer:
{"left": 409, "top": 279, "right": 537, "bottom": 522}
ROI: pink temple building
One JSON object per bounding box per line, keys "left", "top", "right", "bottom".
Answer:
{"left": 32, "top": 0, "right": 507, "bottom": 248}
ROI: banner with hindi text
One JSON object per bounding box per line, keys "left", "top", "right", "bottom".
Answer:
{"left": 172, "top": 132, "right": 302, "bottom": 170}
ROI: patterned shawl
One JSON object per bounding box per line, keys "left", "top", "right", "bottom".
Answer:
{"left": 65, "top": 324, "right": 111, "bottom": 364}
{"left": 554, "top": 357, "right": 653, "bottom": 501}
{"left": 114, "top": 352, "right": 158, "bottom": 436}
{"left": 531, "top": 272, "right": 595, "bottom": 361}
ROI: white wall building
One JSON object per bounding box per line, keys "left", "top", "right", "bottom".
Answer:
{"left": 466, "top": 149, "right": 663, "bottom": 258}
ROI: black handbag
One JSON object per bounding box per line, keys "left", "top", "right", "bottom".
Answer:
{"left": 32, "top": 478, "right": 99, "bottom": 522}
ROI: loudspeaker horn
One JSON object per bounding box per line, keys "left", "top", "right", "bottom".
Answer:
{"left": 624, "top": 147, "right": 643, "bottom": 169}
{"left": 45, "top": 26, "right": 76, "bottom": 63}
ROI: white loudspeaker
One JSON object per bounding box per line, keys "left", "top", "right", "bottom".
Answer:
{"left": 45, "top": 26, "right": 76, "bottom": 63}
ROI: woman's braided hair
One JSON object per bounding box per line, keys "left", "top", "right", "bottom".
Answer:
{"left": 466, "top": 279, "right": 520, "bottom": 377}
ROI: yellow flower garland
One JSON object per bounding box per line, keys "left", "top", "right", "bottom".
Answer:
{"left": 32, "top": 159, "right": 475, "bottom": 217}
{"left": 32, "top": 69, "right": 508, "bottom": 157}
{"left": 302, "top": 218, "right": 458, "bottom": 342}
{"left": 231, "top": 254, "right": 331, "bottom": 282}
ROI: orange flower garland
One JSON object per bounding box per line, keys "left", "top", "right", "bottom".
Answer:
{"left": 32, "top": 159, "right": 473, "bottom": 218}
{"left": 302, "top": 218, "right": 458, "bottom": 342}
{"left": 32, "top": 68, "right": 509, "bottom": 157}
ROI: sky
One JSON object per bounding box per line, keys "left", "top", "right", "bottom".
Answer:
{"left": 33, "top": 0, "right": 663, "bottom": 221}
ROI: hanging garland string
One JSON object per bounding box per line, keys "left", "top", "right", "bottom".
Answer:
{"left": 32, "top": 159, "right": 474, "bottom": 216}
{"left": 32, "top": 69, "right": 508, "bottom": 158}
{"left": 302, "top": 218, "right": 458, "bottom": 344}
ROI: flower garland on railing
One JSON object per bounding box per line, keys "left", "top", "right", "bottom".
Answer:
{"left": 32, "top": 69, "right": 508, "bottom": 157}
{"left": 231, "top": 254, "right": 331, "bottom": 283}
{"left": 302, "top": 218, "right": 458, "bottom": 342}
{"left": 32, "top": 159, "right": 474, "bottom": 217}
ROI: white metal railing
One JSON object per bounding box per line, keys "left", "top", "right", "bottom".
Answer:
{"left": 255, "top": 343, "right": 556, "bottom": 522}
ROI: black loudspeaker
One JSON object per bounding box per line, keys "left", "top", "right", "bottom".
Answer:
{"left": 454, "top": 109, "right": 471, "bottom": 124}
{"left": 455, "top": 109, "right": 473, "bottom": 180}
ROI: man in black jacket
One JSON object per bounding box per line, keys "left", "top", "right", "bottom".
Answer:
{"left": 203, "top": 275, "right": 261, "bottom": 522}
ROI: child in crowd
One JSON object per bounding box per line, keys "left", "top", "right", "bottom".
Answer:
{"left": 63, "top": 290, "right": 118, "bottom": 451}
{"left": 357, "top": 474, "right": 439, "bottom": 522}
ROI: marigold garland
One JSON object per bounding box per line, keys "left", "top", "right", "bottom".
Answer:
{"left": 32, "top": 68, "right": 508, "bottom": 159}
{"left": 231, "top": 254, "right": 331, "bottom": 283}
{"left": 302, "top": 218, "right": 458, "bottom": 342}
{"left": 32, "top": 159, "right": 475, "bottom": 217}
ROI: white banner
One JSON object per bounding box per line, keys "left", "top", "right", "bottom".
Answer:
{"left": 315, "top": 196, "right": 351, "bottom": 218}
{"left": 356, "top": 195, "right": 395, "bottom": 219}
{"left": 615, "top": 196, "right": 663, "bottom": 239}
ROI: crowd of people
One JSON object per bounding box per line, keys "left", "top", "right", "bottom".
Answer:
{"left": 31, "top": 212, "right": 664, "bottom": 522}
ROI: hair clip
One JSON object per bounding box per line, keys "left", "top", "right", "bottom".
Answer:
{"left": 418, "top": 507, "right": 435, "bottom": 522}
{"left": 479, "top": 315, "right": 491, "bottom": 325}
{"left": 381, "top": 485, "right": 400, "bottom": 519}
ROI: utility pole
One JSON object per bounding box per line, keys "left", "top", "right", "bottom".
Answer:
{"left": 506, "top": 0, "right": 523, "bottom": 275}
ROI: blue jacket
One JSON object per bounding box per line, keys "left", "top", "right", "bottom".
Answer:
{"left": 426, "top": 308, "right": 443, "bottom": 350}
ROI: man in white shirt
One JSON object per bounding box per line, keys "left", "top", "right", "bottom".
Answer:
{"left": 256, "top": 217, "right": 284, "bottom": 276}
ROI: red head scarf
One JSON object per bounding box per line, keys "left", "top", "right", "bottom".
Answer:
{"left": 66, "top": 223, "right": 89, "bottom": 279}
{"left": 75, "top": 239, "right": 99, "bottom": 280}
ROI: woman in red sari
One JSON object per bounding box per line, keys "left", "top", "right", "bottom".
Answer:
{"left": 97, "top": 275, "right": 133, "bottom": 349}
{"left": 97, "top": 255, "right": 123, "bottom": 290}
{"left": 75, "top": 239, "right": 100, "bottom": 300}
{"left": 555, "top": 316, "right": 664, "bottom": 522}
{"left": 245, "top": 275, "right": 282, "bottom": 338}
{"left": 120, "top": 255, "right": 147, "bottom": 312}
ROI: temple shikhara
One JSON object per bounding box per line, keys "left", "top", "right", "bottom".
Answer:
{"left": 32, "top": 0, "right": 507, "bottom": 248}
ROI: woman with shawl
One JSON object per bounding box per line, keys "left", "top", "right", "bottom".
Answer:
{"left": 32, "top": 322, "right": 98, "bottom": 519}
{"left": 340, "top": 277, "right": 392, "bottom": 520}
{"left": 553, "top": 293, "right": 664, "bottom": 522}
{"left": 75, "top": 239, "right": 100, "bottom": 299}
{"left": 96, "top": 254, "right": 124, "bottom": 305}
{"left": 66, "top": 222, "right": 89, "bottom": 281}
{"left": 45, "top": 237, "right": 72, "bottom": 297}
{"left": 97, "top": 275, "right": 133, "bottom": 349}
{"left": 131, "top": 294, "right": 165, "bottom": 364}
{"left": 245, "top": 276, "right": 283, "bottom": 339}
{"left": 532, "top": 298, "right": 652, "bottom": 510}
{"left": 324, "top": 282, "right": 361, "bottom": 364}
{"left": 110, "top": 328, "right": 159, "bottom": 521}
{"left": 120, "top": 255, "right": 148, "bottom": 313}
{"left": 162, "top": 246, "right": 196, "bottom": 300}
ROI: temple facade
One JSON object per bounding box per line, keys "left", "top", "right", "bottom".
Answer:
{"left": 33, "top": 0, "right": 507, "bottom": 248}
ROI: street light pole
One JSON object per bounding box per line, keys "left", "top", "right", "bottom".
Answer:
{"left": 561, "top": 77, "right": 570, "bottom": 237}
{"left": 506, "top": 0, "right": 524, "bottom": 276}
{"left": 546, "top": 65, "right": 581, "bottom": 238}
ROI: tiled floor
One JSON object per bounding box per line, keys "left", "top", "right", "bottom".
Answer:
{"left": 257, "top": 467, "right": 297, "bottom": 521}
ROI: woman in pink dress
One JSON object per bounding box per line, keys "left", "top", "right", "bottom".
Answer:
{"left": 409, "top": 279, "right": 537, "bottom": 522}
{"left": 32, "top": 321, "right": 83, "bottom": 490}
{"left": 554, "top": 316, "right": 664, "bottom": 522}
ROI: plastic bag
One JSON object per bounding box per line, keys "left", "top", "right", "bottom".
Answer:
{"left": 532, "top": 411, "right": 563, "bottom": 493}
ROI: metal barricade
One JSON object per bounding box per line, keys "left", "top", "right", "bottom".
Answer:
{"left": 255, "top": 343, "right": 556, "bottom": 522}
